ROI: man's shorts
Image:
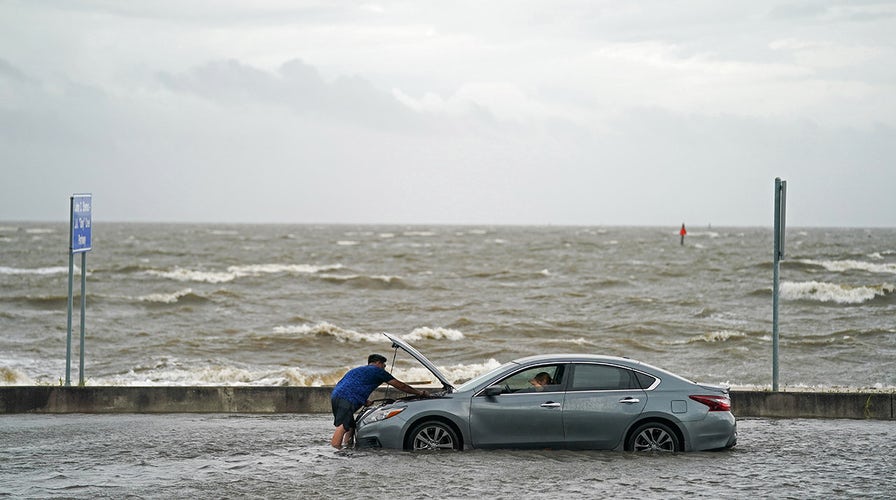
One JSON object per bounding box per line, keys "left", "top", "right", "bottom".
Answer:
{"left": 332, "top": 397, "right": 362, "bottom": 430}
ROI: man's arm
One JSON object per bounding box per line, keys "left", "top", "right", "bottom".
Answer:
{"left": 387, "top": 379, "right": 428, "bottom": 397}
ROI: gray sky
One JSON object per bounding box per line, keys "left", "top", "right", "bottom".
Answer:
{"left": 2, "top": 1, "right": 895, "bottom": 226}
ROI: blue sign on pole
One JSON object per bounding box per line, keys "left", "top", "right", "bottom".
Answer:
{"left": 66, "top": 193, "right": 92, "bottom": 386}
{"left": 70, "top": 193, "right": 92, "bottom": 253}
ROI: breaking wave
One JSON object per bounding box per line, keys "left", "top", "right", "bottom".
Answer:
{"left": 13, "top": 356, "right": 502, "bottom": 387}
{"left": 394, "top": 359, "right": 503, "bottom": 386}
{"left": 318, "top": 274, "right": 409, "bottom": 289}
{"left": 270, "top": 323, "right": 466, "bottom": 344}
{"left": 797, "top": 259, "right": 896, "bottom": 275}
{"left": 145, "top": 268, "right": 236, "bottom": 283}
{"left": 781, "top": 281, "right": 895, "bottom": 304}
{"left": 137, "top": 288, "right": 201, "bottom": 304}
{"left": 1, "top": 366, "right": 34, "bottom": 384}
{"left": 0, "top": 266, "right": 71, "bottom": 275}
{"left": 271, "top": 322, "right": 382, "bottom": 343}
{"left": 688, "top": 330, "right": 747, "bottom": 343}
{"left": 402, "top": 327, "right": 465, "bottom": 342}
{"left": 157, "top": 359, "right": 501, "bottom": 387}
{"left": 144, "top": 263, "right": 344, "bottom": 283}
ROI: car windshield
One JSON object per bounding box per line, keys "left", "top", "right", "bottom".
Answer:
{"left": 454, "top": 361, "right": 518, "bottom": 392}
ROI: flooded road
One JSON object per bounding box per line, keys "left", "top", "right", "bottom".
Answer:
{"left": 1, "top": 414, "right": 893, "bottom": 498}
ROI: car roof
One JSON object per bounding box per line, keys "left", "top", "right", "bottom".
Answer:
{"left": 509, "top": 354, "right": 693, "bottom": 383}
{"left": 511, "top": 354, "right": 643, "bottom": 366}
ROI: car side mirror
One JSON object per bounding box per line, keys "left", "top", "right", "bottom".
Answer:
{"left": 484, "top": 386, "right": 504, "bottom": 397}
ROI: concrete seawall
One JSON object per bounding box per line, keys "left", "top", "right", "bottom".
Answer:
{"left": 1, "top": 387, "right": 893, "bottom": 419}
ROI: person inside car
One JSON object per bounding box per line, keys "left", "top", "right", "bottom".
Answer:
{"left": 529, "top": 372, "right": 553, "bottom": 391}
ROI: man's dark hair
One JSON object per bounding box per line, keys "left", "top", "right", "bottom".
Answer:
{"left": 368, "top": 354, "right": 388, "bottom": 364}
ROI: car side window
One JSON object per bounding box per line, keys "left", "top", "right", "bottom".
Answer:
{"left": 635, "top": 371, "right": 657, "bottom": 389}
{"left": 493, "top": 365, "right": 565, "bottom": 393}
{"left": 570, "top": 364, "right": 639, "bottom": 391}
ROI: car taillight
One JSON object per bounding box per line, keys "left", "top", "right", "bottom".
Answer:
{"left": 689, "top": 394, "right": 731, "bottom": 412}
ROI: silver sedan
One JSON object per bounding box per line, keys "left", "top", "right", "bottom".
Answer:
{"left": 356, "top": 333, "right": 737, "bottom": 452}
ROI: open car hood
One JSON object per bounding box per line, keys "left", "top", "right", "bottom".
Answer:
{"left": 383, "top": 332, "right": 454, "bottom": 391}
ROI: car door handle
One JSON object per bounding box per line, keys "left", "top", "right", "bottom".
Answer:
{"left": 540, "top": 402, "right": 562, "bottom": 409}
{"left": 618, "top": 397, "right": 641, "bottom": 404}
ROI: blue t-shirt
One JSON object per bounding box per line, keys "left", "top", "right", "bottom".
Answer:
{"left": 331, "top": 365, "right": 395, "bottom": 406}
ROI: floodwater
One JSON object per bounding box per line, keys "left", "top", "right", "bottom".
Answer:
{"left": 1, "top": 414, "right": 893, "bottom": 498}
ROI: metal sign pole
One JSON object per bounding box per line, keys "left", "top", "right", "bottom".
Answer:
{"left": 66, "top": 231, "right": 75, "bottom": 387}
{"left": 67, "top": 193, "right": 92, "bottom": 387}
{"left": 79, "top": 251, "right": 87, "bottom": 386}
{"left": 772, "top": 178, "right": 786, "bottom": 391}
{"left": 772, "top": 256, "right": 780, "bottom": 391}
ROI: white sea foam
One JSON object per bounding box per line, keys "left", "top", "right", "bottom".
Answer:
{"left": 105, "top": 365, "right": 279, "bottom": 386}
{"left": 145, "top": 268, "right": 235, "bottom": 283}
{"left": 402, "top": 327, "right": 465, "bottom": 342}
{"left": 680, "top": 231, "right": 720, "bottom": 238}
{"left": 798, "top": 259, "right": 896, "bottom": 275}
{"left": 0, "top": 366, "right": 34, "bottom": 384}
{"left": 228, "top": 263, "right": 343, "bottom": 276}
{"left": 689, "top": 330, "right": 747, "bottom": 343}
{"left": 271, "top": 323, "right": 467, "bottom": 344}
{"left": 145, "top": 263, "right": 344, "bottom": 283}
{"left": 336, "top": 240, "right": 360, "bottom": 246}
{"left": 272, "top": 322, "right": 383, "bottom": 343}
{"left": 781, "top": 281, "right": 894, "bottom": 304}
{"left": 0, "top": 266, "right": 70, "bottom": 275}
{"left": 556, "top": 337, "right": 593, "bottom": 346}
{"left": 282, "top": 367, "right": 346, "bottom": 386}
{"left": 318, "top": 273, "right": 404, "bottom": 285}
{"left": 391, "top": 359, "right": 503, "bottom": 386}
{"left": 138, "top": 288, "right": 194, "bottom": 304}
{"left": 82, "top": 357, "right": 505, "bottom": 387}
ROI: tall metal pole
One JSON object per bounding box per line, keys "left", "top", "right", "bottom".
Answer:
{"left": 773, "top": 177, "right": 786, "bottom": 391}
{"left": 772, "top": 254, "right": 780, "bottom": 391}
{"left": 66, "top": 250, "right": 74, "bottom": 387}
{"left": 79, "top": 251, "right": 87, "bottom": 387}
{"left": 66, "top": 195, "right": 75, "bottom": 387}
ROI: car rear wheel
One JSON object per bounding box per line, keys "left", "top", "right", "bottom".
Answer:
{"left": 627, "top": 422, "right": 680, "bottom": 452}
{"left": 406, "top": 421, "right": 460, "bottom": 451}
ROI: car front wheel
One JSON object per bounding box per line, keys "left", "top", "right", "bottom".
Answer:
{"left": 406, "top": 421, "right": 460, "bottom": 451}
{"left": 627, "top": 422, "right": 680, "bottom": 452}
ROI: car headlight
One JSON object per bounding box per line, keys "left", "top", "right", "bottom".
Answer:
{"left": 361, "top": 406, "right": 406, "bottom": 425}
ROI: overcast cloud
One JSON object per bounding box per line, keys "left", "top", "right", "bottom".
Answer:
{"left": 1, "top": 0, "right": 894, "bottom": 226}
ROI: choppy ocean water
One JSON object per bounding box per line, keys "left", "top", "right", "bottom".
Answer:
{"left": 1, "top": 223, "right": 894, "bottom": 389}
